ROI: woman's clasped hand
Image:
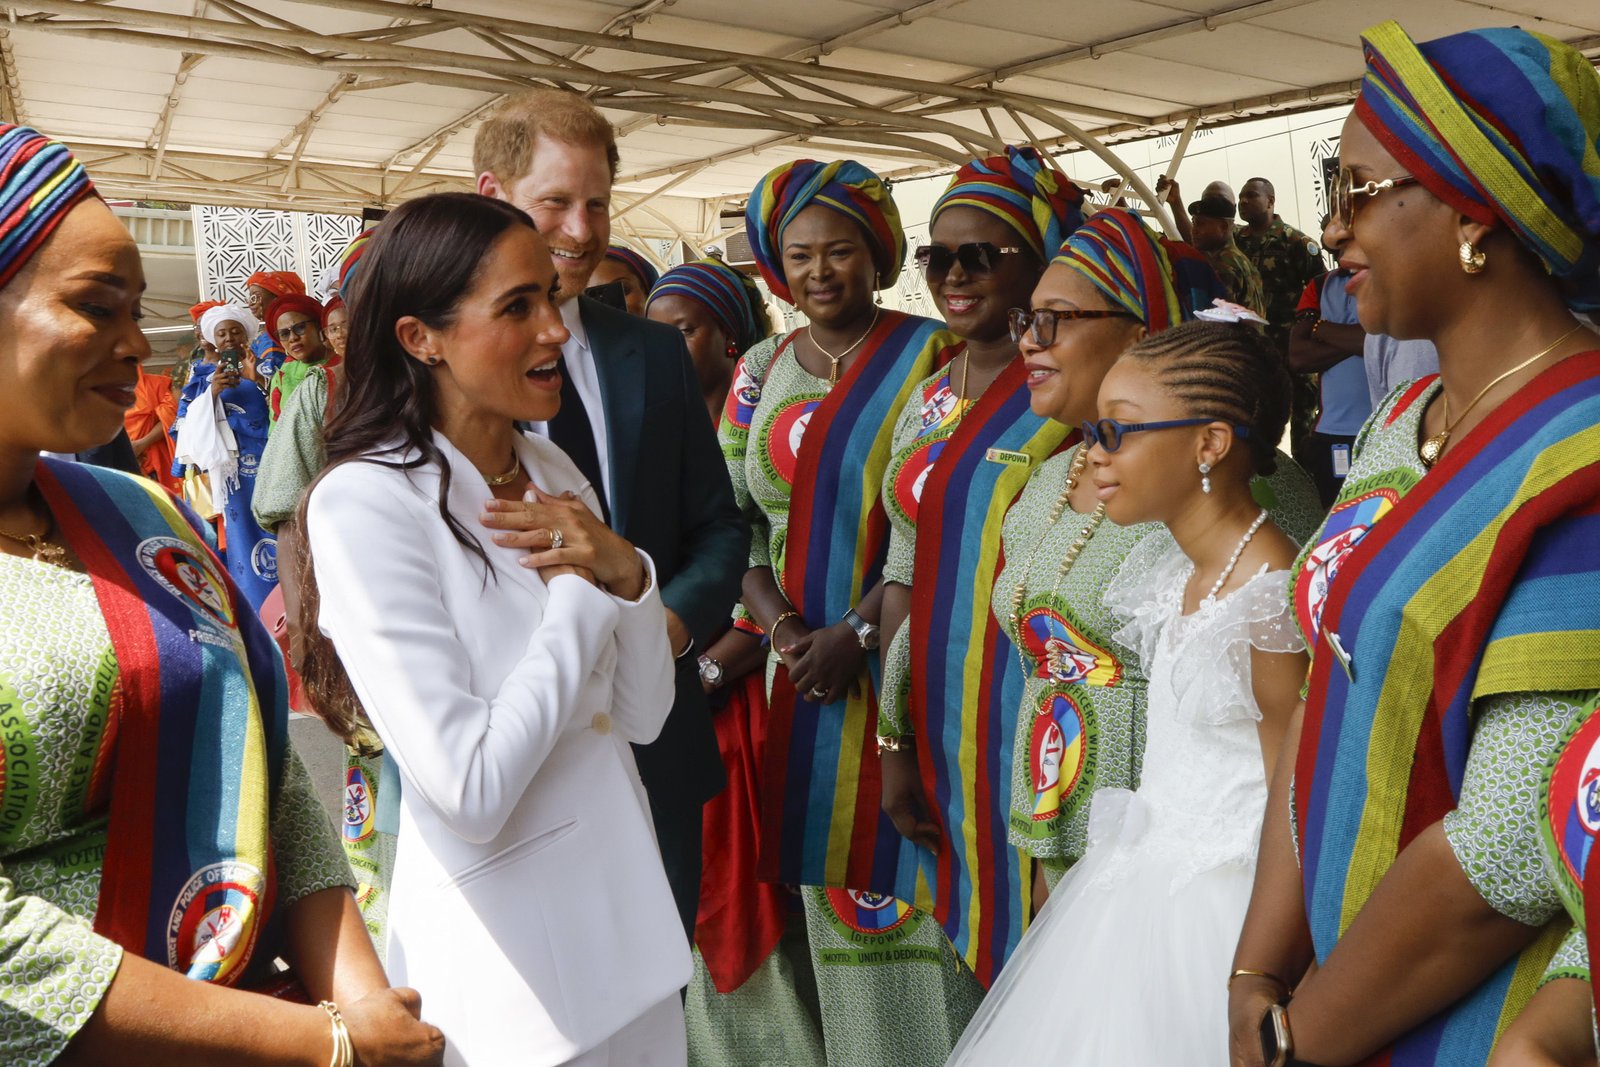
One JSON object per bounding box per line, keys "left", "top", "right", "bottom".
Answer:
{"left": 481, "top": 484, "right": 646, "bottom": 598}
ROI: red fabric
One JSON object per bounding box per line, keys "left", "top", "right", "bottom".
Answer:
{"left": 189, "top": 299, "right": 224, "bottom": 324}
{"left": 320, "top": 296, "right": 344, "bottom": 329}
{"left": 124, "top": 367, "right": 178, "bottom": 492}
{"left": 695, "top": 669, "right": 787, "bottom": 993}
{"left": 258, "top": 586, "right": 308, "bottom": 714}
{"left": 1295, "top": 275, "right": 1326, "bottom": 315}
{"left": 265, "top": 294, "right": 326, "bottom": 344}
{"left": 245, "top": 271, "right": 306, "bottom": 299}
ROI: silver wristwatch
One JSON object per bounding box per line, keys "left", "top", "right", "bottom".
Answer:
{"left": 842, "top": 608, "right": 879, "bottom": 651}
{"left": 698, "top": 654, "right": 725, "bottom": 689}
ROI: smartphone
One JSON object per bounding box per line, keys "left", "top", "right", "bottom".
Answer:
{"left": 217, "top": 347, "right": 244, "bottom": 376}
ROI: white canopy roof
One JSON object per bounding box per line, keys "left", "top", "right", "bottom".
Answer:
{"left": 4, "top": 0, "right": 1596, "bottom": 240}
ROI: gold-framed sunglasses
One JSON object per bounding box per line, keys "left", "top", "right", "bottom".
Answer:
{"left": 1332, "top": 166, "right": 1421, "bottom": 230}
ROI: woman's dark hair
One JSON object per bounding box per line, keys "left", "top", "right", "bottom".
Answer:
{"left": 293, "top": 191, "right": 538, "bottom": 744}
{"left": 1121, "top": 320, "right": 1291, "bottom": 475}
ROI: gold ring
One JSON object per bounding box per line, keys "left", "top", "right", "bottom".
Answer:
{"left": 549, "top": 527, "right": 564, "bottom": 550}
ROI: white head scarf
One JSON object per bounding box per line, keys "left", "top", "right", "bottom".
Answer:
{"left": 199, "top": 303, "right": 256, "bottom": 349}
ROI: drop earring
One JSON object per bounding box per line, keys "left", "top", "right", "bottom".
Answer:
{"left": 1199, "top": 462, "right": 1212, "bottom": 494}
{"left": 874, "top": 271, "right": 883, "bottom": 306}
{"left": 1459, "top": 241, "right": 1486, "bottom": 274}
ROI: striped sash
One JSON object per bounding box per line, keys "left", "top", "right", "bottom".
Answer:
{"left": 36, "top": 459, "right": 286, "bottom": 985}
{"left": 1296, "top": 353, "right": 1600, "bottom": 1063}
{"left": 758, "top": 310, "right": 954, "bottom": 889}
{"left": 898, "top": 360, "right": 1074, "bottom": 987}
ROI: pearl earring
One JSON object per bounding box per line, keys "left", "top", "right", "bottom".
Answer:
{"left": 1199, "top": 462, "right": 1212, "bottom": 494}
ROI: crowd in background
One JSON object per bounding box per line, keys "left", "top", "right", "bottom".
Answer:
{"left": 1, "top": 15, "right": 1599, "bottom": 1067}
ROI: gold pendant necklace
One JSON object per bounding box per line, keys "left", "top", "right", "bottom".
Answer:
{"left": 1419, "top": 323, "right": 1586, "bottom": 467}
{"left": 1006, "top": 447, "right": 1107, "bottom": 686}
{"left": 809, "top": 309, "right": 879, "bottom": 387}
{"left": 0, "top": 520, "right": 68, "bottom": 567}
{"left": 483, "top": 452, "right": 522, "bottom": 486}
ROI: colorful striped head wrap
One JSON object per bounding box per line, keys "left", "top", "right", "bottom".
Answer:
{"left": 189, "top": 299, "right": 224, "bottom": 324}
{"left": 1357, "top": 20, "right": 1600, "bottom": 310}
{"left": 648, "top": 258, "right": 763, "bottom": 352}
{"left": 1052, "top": 207, "right": 1221, "bottom": 332}
{"left": 0, "top": 124, "right": 96, "bottom": 292}
{"left": 931, "top": 146, "right": 1086, "bottom": 262}
{"left": 199, "top": 303, "right": 255, "bottom": 349}
{"left": 334, "top": 232, "right": 371, "bottom": 303}
{"left": 245, "top": 269, "right": 305, "bottom": 299}
{"left": 746, "top": 158, "right": 905, "bottom": 304}
{"left": 266, "top": 293, "right": 326, "bottom": 343}
{"left": 603, "top": 243, "right": 660, "bottom": 292}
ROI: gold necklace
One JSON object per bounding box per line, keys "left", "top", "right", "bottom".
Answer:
{"left": 809, "top": 309, "right": 879, "bottom": 386}
{"left": 0, "top": 514, "right": 68, "bottom": 567}
{"left": 1006, "top": 447, "right": 1107, "bottom": 683}
{"left": 1420, "top": 323, "right": 1587, "bottom": 467}
{"left": 483, "top": 452, "right": 522, "bottom": 486}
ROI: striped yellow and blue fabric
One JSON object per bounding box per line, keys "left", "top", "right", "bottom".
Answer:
{"left": 1357, "top": 20, "right": 1600, "bottom": 310}
{"left": 1295, "top": 352, "right": 1600, "bottom": 1063}
{"left": 932, "top": 146, "right": 1085, "bottom": 262}
{"left": 36, "top": 458, "right": 288, "bottom": 986}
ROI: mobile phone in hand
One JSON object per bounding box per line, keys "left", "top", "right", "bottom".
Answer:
{"left": 217, "top": 347, "right": 244, "bottom": 376}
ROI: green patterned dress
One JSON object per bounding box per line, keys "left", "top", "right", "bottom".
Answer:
{"left": 0, "top": 553, "right": 354, "bottom": 1065}
{"left": 717, "top": 332, "right": 984, "bottom": 1067}
{"left": 995, "top": 445, "right": 1324, "bottom": 883}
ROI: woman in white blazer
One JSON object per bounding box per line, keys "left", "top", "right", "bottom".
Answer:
{"left": 295, "top": 193, "right": 692, "bottom": 1067}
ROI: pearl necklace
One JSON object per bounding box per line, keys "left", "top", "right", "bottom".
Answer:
{"left": 1006, "top": 447, "right": 1106, "bottom": 681}
{"left": 1202, "top": 508, "right": 1268, "bottom": 601}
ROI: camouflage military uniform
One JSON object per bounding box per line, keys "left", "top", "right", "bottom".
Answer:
{"left": 1236, "top": 216, "right": 1327, "bottom": 453}
{"left": 1205, "top": 242, "right": 1267, "bottom": 317}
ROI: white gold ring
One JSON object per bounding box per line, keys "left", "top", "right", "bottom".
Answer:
{"left": 549, "top": 527, "right": 564, "bottom": 551}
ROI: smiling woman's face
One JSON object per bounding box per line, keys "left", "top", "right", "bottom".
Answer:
{"left": 0, "top": 199, "right": 151, "bottom": 455}
{"left": 1018, "top": 263, "right": 1144, "bottom": 426}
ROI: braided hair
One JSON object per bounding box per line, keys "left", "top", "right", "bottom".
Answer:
{"left": 1120, "top": 320, "right": 1290, "bottom": 475}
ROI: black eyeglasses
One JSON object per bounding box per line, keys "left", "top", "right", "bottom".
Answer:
{"left": 1332, "top": 166, "right": 1420, "bottom": 231}
{"left": 279, "top": 320, "right": 318, "bottom": 339}
{"left": 1007, "top": 306, "right": 1139, "bottom": 347}
{"left": 913, "top": 242, "right": 1024, "bottom": 279}
{"left": 1080, "top": 417, "right": 1252, "bottom": 453}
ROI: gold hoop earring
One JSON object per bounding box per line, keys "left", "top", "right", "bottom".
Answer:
{"left": 1459, "top": 241, "right": 1486, "bottom": 274}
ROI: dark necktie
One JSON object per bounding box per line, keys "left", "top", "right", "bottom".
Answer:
{"left": 547, "top": 356, "right": 610, "bottom": 524}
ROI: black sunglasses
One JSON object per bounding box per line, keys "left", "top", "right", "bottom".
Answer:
{"left": 914, "top": 242, "right": 1024, "bottom": 279}
{"left": 1080, "top": 417, "right": 1252, "bottom": 453}
{"left": 1007, "top": 306, "right": 1139, "bottom": 347}
{"left": 279, "top": 320, "right": 318, "bottom": 339}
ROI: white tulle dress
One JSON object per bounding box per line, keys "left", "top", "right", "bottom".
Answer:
{"left": 947, "top": 536, "right": 1304, "bottom": 1066}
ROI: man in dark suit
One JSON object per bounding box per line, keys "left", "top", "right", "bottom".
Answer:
{"left": 476, "top": 89, "right": 745, "bottom": 939}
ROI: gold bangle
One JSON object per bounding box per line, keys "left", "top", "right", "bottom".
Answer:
{"left": 876, "top": 733, "right": 912, "bottom": 754}
{"left": 770, "top": 610, "right": 802, "bottom": 643}
{"left": 1228, "top": 967, "right": 1288, "bottom": 991}
{"left": 319, "top": 1001, "right": 355, "bottom": 1067}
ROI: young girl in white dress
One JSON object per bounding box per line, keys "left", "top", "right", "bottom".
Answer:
{"left": 948, "top": 320, "right": 1311, "bottom": 1065}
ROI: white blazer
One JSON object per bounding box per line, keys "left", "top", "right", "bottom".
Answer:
{"left": 307, "top": 430, "right": 691, "bottom": 1066}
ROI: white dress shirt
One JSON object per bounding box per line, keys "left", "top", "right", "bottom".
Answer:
{"left": 528, "top": 299, "right": 612, "bottom": 505}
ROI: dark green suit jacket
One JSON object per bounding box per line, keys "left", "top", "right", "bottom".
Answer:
{"left": 574, "top": 295, "right": 744, "bottom": 815}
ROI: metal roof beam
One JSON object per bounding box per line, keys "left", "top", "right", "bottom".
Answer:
{"left": 0, "top": 31, "right": 26, "bottom": 125}
{"left": 6, "top": 0, "right": 998, "bottom": 149}
{"left": 985, "top": 0, "right": 1322, "bottom": 82}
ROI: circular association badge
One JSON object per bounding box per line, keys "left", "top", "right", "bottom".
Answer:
{"left": 1017, "top": 605, "right": 1122, "bottom": 689}
{"left": 723, "top": 360, "right": 763, "bottom": 431}
{"left": 1030, "top": 691, "right": 1089, "bottom": 823}
{"left": 763, "top": 395, "right": 825, "bottom": 487}
{"left": 1295, "top": 486, "right": 1400, "bottom": 646}
{"left": 251, "top": 535, "right": 279, "bottom": 583}
{"left": 137, "top": 535, "right": 237, "bottom": 632}
{"left": 343, "top": 765, "right": 376, "bottom": 844}
{"left": 825, "top": 888, "right": 914, "bottom": 936}
{"left": 167, "top": 860, "right": 265, "bottom": 983}
{"left": 1543, "top": 706, "right": 1600, "bottom": 919}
